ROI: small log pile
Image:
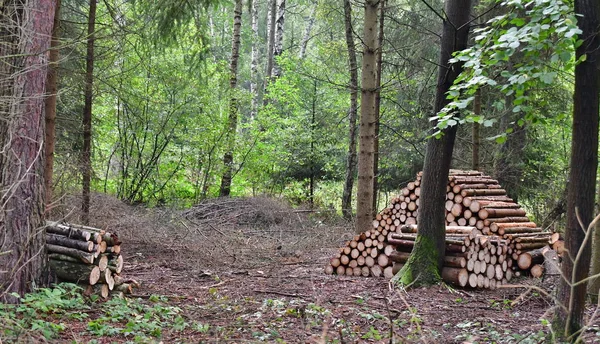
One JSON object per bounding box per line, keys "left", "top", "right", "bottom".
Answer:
{"left": 326, "top": 170, "right": 563, "bottom": 288}
{"left": 324, "top": 222, "right": 397, "bottom": 279}
{"left": 46, "top": 222, "right": 138, "bottom": 298}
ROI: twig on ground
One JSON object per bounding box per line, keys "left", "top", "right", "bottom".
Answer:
{"left": 253, "top": 289, "right": 310, "bottom": 299}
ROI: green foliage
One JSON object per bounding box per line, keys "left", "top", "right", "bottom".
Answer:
{"left": 434, "top": 0, "right": 581, "bottom": 136}
{"left": 0, "top": 284, "right": 210, "bottom": 342}
{"left": 0, "top": 284, "right": 87, "bottom": 340}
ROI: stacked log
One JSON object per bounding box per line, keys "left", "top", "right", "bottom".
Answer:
{"left": 46, "top": 222, "right": 136, "bottom": 298}
{"left": 390, "top": 224, "right": 513, "bottom": 288}
{"left": 326, "top": 170, "right": 562, "bottom": 288}
{"left": 324, "top": 222, "right": 399, "bottom": 278}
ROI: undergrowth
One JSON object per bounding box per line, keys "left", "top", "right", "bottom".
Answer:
{"left": 0, "top": 283, "right": 209, "bottom": 343}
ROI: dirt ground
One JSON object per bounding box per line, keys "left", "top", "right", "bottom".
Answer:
{"left": 53, "top": 194, "right": 600, "bottom": 343}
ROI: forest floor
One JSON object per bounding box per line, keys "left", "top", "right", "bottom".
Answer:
{"left": 46, "top": 194, "right": 599, "bottom": 343}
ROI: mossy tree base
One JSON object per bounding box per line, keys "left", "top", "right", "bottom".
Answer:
{"left": 392, "top": 235, "right": 441, "bottom": 287}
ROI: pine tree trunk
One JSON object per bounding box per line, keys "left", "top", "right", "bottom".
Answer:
{"left": 372, "top": 0, "right": 385, "bottom": 216}
{"left": 219, "top": 0, "right": 243, "bottom": 197}
{"left": 356, "top": 0, "right": 379, "bottom": 234}
{"left": 0, "top": 0, "right": 55, "bottom": 303}
{"left": 81, "top": 0, "right": 97, "bottom": 224}
{"left": 553, "top": 0, "right": 600, "bottom": 337}
{"left": 341, "top": 0, "right": 358, "bottom": 220}
{"left": 44, "top": 0, "right": 61, "bottom": 206}
{"left": 472, "top": 89, "right": 481, "bottom": 171}
{"left": 395, "top": 0, "right": 472, "bottom": 286}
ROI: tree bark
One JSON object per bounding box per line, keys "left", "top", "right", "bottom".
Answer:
{"left": 265, "top": 0, "right": 277, "bottom": 83}
{"left": 0, "top": 0, "right": 55, "bottom": 302}
{"left": 553, "top": 0, "right": 600, "bottom": 337}
{"left": 44, "top": 0, "right": 61, "bottom": 206}
{"left": 219, "top": 0, "right": 243, "bottom": 197}
{"left": 356, "top": 0, "right": 380, "bottom": 234}
{"left": 341, "top": 0, "right": 359, "bottom": 220}
{"left": 472, "top": 89, "right": 481, "bottom": 171}
{"left": 298, "top": 3, "right": 316, "bottom": 59}
{"left": 81, "top": 0, "right": 97, "bottom": 225}
{"left": 394, "top": 0, "right": 472, "bottom": 286}
{"left": 372, "top": 0, "right": 385, "bottom": 216}
{"left": 249, "top": 0, "right": 259, "bottom": 121}
{"left": 272, "top": 0, "right": 285, "bottom": 78}
{"left": 588, "top": 182, "right": 600, "bottom": 302}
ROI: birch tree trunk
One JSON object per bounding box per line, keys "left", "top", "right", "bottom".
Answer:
{"left": 553, "top": 0, "right": 600, "bottom": 337}
{"left": 394, "top": 0, "right": 472, "bottom": 286}
{"left": 0, "top": 0, "right": 55, "bottom": 302}
{"left": 341, "top": 0, "right": 358, "bottom": 220}
{"left": 250, "top": 0, "right": 259, "bottom": 121}
{"left": 272, "top": 0, "right": 285, "bottom": 78}
{"left": 265, "top": 0, "right": 277, "bottom": 83}
{"left": 219, "top": 0, "right": 243, "bottom": 197}
{"left": 81, "top": 0, "right": 97, "bottom": 224}
{"left": 299, "top": 3, "right": 316, "bottom": 59}
{"left": 356, "top": 0, "right": 379, "bottom": 234}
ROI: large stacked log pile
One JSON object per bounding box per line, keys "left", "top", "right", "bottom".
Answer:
{"left": 326, "top": 170, "right": 562, "bottom": 289}
{"left": 46, "top": 222, "right": 138, "bottom": 298}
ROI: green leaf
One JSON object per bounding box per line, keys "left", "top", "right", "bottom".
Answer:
{"left": 559, "top": 51, "right": 571, "bottom": 62}
{"left": 483, "top": 119, "right": 495, "bottom": 127}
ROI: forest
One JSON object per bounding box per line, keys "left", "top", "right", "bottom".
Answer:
{"left": 0, "top": 0, "right": 599, "bottom": 342}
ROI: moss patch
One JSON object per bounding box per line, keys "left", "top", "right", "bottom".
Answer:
{"left": 393, "top": 235, "right": 442, "bottom": 287}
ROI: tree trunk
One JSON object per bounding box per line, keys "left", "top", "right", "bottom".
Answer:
{"left": 81, "top": 0, "right": 97, "bottom": 225}
{"left": 553, "top": 0, "right": 600, "bottom": 338}
{"left": 355, "top": 0, "right": 379, "bottom": 234}
{"left": 472, "top": 89, "right": 481, "bottom": 171}
{"left": 341, "top": 0, "right": 358, "bottom": 220}
{"left": 0, "top": 0, "right": 55, "bottom": 302}
{"left": 249, "top": 0, "right": 259, "bottom": 121}
{"left": 588, "top": 182, "right": 600, "bottom": 302}
{"left": 219, "top": 0, "right": 243, "bottom": 197}
{"left": 272, "top": 0, "right": 285, "bottom": 78}
{"left": 298, "top": 3, "right": 316, "bottom": 59}
{"left": 372, "top": 0, "right": 385, "bottom": 217}
{"left": 265, "top": 0, "right": 277, "bottom": 82}
{"left": 394, "top": 0, "right": 472, "bottom": 286}
{"left": 44, "top": 0, "right": 61, "bottom": 206}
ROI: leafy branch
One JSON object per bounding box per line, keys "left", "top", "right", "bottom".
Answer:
{"left": 432, "top": 0, "right": 583, "bottom": 142}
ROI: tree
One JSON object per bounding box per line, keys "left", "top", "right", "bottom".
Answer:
{"left": 356, "top": 0, "right": 379, "bottom": 234}
{"left": 589, "top": 184, "right": 600, "bottom": 303}
{"left": 219, "top": 0, "right": 243, "bottom": 197}
{"left": 341, "top": 0, "right": 358, "bottom": 220}
{"left": 265, "top": 0, "right": 277, "bottom": 83}
{"left": 553, "top": 0, "right": 600, "bottom": 338}
{"left": 372, "top": 0, "right": 385, "bottom": 216}
{"left": 44, "top": 0, "right": 61, "bottom": 206}
{"left": 298, "top": 3, "right": 316, "bottom": 59}
{"left": 0, "top": 0, "right": 56, "bottom": 302}
{"left": 250, "top": 0, "right": 259, "bottom": 121}
{"left": 394, "top": 0, "right": 472, "bottom": 286}
{"left": 81, "top": 0, "right": 97, "bottom": 224}
{"left": 272, "top": 0, "right": 286, "bottom": 78}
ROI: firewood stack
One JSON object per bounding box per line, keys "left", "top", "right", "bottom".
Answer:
{"left": 326, "top": 170, "right": 563, "bottom": 288}
{"left": 46, "top": 222, "right": 138, "bottom": 298}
